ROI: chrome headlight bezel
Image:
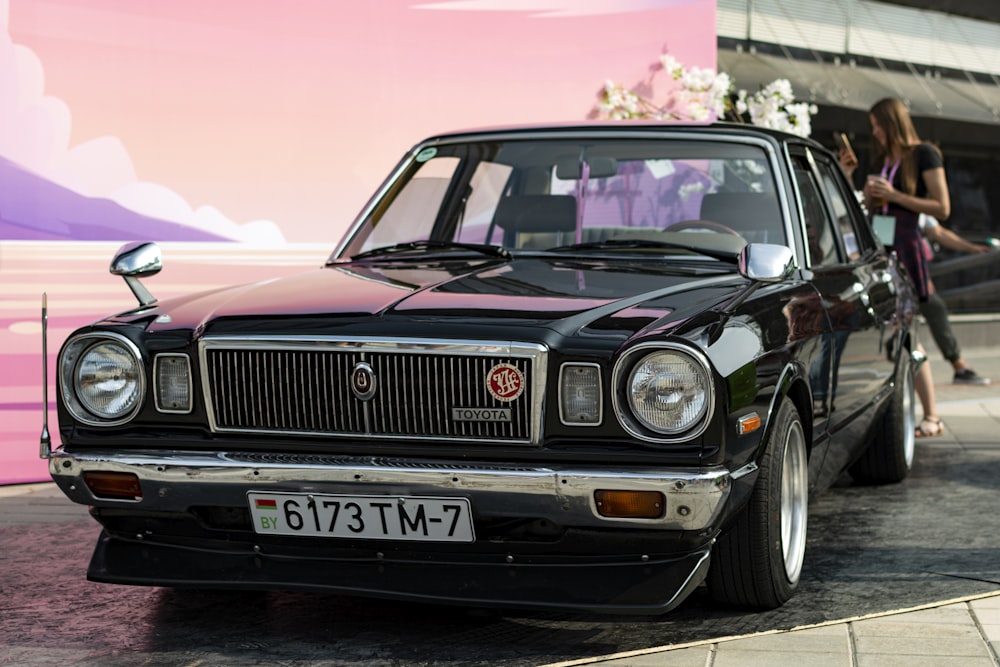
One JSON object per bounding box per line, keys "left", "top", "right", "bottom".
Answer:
{"left": 59, "top": 332, "right": 145, "bottom": 426}
{"left": 612, "top": 343, "right": 715, "bottom": 442}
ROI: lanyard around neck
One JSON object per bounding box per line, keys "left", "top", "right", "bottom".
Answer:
{"left": 879, "top": 159, "right": 901, "bottom": 214}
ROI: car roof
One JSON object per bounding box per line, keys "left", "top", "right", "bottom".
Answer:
{"left": 416, "top": 121, "right": 823, "bottom": 149}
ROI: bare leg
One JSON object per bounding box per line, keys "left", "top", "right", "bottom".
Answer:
{"left": 914, "top": 342, "right": 943, "bottom": 437}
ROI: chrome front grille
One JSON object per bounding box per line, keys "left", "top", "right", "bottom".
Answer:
{"left": 200, "top": 337, "right": 545, "bottom": 444}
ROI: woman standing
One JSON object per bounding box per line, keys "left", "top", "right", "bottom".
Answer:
{"left": 846, "top": 97, "right": 948, "bottom": 437}
{"left": 864, "top": 98, "right": 949, "bottom": 297}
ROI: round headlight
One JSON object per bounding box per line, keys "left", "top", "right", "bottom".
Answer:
{"left": 61, "top": 334, "right": 144, "bottom": 424}
{"left": 626, "top": 350, "right": 710, "bottom": 435}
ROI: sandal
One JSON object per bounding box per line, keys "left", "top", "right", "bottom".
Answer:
{"left": 915, "top": 416, "right": 944, "bottom": 438}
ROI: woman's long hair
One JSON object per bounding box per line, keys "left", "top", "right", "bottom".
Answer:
{"left": 869, "top": 97, "right": 933, "bottom": 196}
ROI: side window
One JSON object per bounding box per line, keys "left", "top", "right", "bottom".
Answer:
{"left": 814, "top": 154, "right": 865, "bottom": 261}
{"left": 791, "top": 155, "right": 839, "bottom": 267}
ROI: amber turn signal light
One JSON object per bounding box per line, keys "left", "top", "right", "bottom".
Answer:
{"left": 737, "top": 411, "right": 762, "bottom": 435}
{"left": 83, "top": 471, "right": 142, "bottom": 500}
{"left": 594, "top": 489, "right": 665, "bottom": 519}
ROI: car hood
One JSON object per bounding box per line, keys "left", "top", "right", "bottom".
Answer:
{"left": 138, "top": 257, "right": 747, "bottom": 342}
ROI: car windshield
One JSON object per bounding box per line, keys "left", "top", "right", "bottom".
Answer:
{"left": 336, "top": 135, "right": 785, "bottom": 261}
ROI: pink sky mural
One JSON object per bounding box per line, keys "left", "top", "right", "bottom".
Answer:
{"left": 0, "top": 0, "right": 716, "bottom": 484}
{"left": 4, "top": 0, "right": 714, "bottom": 243}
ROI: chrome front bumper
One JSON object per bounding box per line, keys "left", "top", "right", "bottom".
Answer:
{"left": 49, "top": 449, "right": 735, "bottom": 532}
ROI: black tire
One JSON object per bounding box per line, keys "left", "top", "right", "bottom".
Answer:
{"left": 707, "top": 398, "right": 808, "bottom": 610}
{"left": 850, "top": 355, "right": 916, "bottom": 484}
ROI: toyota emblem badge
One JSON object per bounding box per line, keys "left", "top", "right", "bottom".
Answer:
{"left": 351, "top": 361, "right": 376, "bottom": 401}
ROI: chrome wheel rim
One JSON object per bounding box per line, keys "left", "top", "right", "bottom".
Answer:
{"left": 902, "top": 362, "right": 916, "bottom": 469}
{"left": 780, "top": 419, "right": 808, "bottom": 584}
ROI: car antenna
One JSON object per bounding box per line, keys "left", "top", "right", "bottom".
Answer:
{"left": 40, "top": 292, "right": 51, "bottom": 459}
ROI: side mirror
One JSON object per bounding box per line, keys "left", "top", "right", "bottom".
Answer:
{"left": 738, "top": 243, "right": 794, "bottom": 283}
{"left": 110, "top": 242, "right": 162, "bottom": 307}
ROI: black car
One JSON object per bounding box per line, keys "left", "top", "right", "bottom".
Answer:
{"left": 44, "top": 122, "right": 919, "bottom": 615}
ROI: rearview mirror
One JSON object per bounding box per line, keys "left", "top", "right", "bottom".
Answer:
{"left": 555, "top": 157, "right": 618, "bottom": 180}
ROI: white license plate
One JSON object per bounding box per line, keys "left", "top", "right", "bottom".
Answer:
{"left": 247, "top": 492, "right": 475, "bottom": 542}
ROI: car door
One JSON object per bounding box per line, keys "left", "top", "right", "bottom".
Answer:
{"left": 789, "top": 148, "right": 897, "bottom": 471}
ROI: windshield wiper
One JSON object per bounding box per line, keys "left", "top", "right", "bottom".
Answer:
{"left": 547, "top": 238, "right": 740, "bottom": 263}
{"left": 350, "top": 240, "right": 511, "bottom": 261}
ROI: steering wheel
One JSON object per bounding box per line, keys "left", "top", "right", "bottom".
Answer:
{"left": 667, "top": 219, "right": 744, "bottom": 237}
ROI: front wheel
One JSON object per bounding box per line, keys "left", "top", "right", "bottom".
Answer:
{"left": 707, "top": 398, "right": 808, "bottom": 609}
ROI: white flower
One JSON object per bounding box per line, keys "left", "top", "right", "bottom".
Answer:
{"left": 679, "top": 181, "right": 706, "bottom": 200}
{"left": 659, "top": 54, "right": 684, "bottom": 79}
{"left": 735, "top": 92, "right": 748, "bottom": 116}
{"left": 592, "top": 53, "right": 815, "bottom": 136}
{"left": 681, "top": 66, "right": 716, "bottom": 92}
{"left": 737, "top": 79, "right": 814, "bottom": 137}
{"left": 687, "top": 101, "right": 711, "bottom": 121}
{"left": 598, "top": 81, "right": 642, "bottom": 119}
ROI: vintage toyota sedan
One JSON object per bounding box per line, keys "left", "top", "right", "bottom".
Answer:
{"left": 45, "top": 123, "right": 919, "bottom": 615}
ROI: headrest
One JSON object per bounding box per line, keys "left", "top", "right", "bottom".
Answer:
{"left": 700, "top": 192, "right": 781, "bottom": 227}
{"left": 494, "top": 195, "right": 578, "bottom": 233}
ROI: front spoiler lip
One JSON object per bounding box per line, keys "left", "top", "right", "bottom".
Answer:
{"left": 87, "top": 529, "right": 714, "bottom": 616}
{"left": 49, "top": 448, "right": 733, "bottom": 532}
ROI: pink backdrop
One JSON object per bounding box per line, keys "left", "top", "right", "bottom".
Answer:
{"left": 1, "top": 0, "right": 717, "bottom": 484}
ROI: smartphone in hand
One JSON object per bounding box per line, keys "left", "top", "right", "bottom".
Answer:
{"left": 834, "top": 132, "right": 857, "bottom": 160}
{"left": 834, "top": 132, "right": 858, "bottom": 171}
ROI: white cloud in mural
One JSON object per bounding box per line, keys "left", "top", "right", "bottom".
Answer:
{"left": 113, "top": 182, "right": 285, "bottom": 246}
{"left": 0, "top": 35, "right": 70, "bottom": 173}
{"left": 58, "top": 136, "right": 138, "bottom": 197}
{"left": 0, "top": 15, "right": 284, "bottom": 244}
{"left": 414, "top": 0, "right": 695, "bottom": 18}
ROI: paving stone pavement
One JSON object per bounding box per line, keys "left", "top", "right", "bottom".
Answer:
{"left": 539, "top": 595, "right": 1000, "bottom": 666}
